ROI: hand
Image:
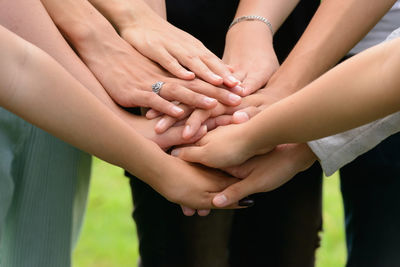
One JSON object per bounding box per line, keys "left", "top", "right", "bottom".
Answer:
{"left": 151, "top": 89, "right": 281, "bottom": 139}
{"left": 121, "top": 113, "right": 207, "bottom": 150}
{"left": 71, "top": 21, "right": 242, "bottom": 117}
{"left": 212, "top": 144, "right": 317, "bottom": 207}
{"left": 223, "top": 22, "right": 279, "bottom": 96}
{"left": 148, "top": 155, "right": 241, "bottom": 209}
{"left": 119, "top": 9, "right": 241, "bottom": 88}
{"left": 171, "top": 122, "right": 272, "bottom": 168}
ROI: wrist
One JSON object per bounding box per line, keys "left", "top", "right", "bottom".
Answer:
{"left": 241, "top": 119, "right": 276, "bottom": 158}
{"left": 224, "top": 21, "right": 274, "bottom": 66}
{"left": 289, "top": 143, "right": 318, "bottom": 172}
{"left": 110, "top": 0, "right": 163, "bottom": 33}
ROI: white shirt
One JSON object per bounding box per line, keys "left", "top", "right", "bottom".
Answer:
{"left": 308, "top": 27, "right": 400, "bottom": 176}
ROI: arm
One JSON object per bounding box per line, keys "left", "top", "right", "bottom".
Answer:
{"left": 0, "top": 25, "right": 238, "bottom": 209}
{"left": 222, "top": 0, "right": 300, "bottom": 95}
{"left": 41, "top": 0, "right": 241, "bottom": 115}
{"left": 87, "top": 0, "right": 239, "bottom": 87}
{"left": 172, "top": 37, "right": 400, "bottom": 167}
{"left": 265, "top": 0, "right": 397, "bottom": 99}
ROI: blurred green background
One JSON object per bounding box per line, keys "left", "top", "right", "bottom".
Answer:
{"left": 73, "top": 158, "right": 346, "bottom": 267}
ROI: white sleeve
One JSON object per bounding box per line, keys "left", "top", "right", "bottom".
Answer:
{"left": 308, "top": 112, "right": 400, "bottom": 176}
{"left": 307, "top": 27, "right": 400, "bottom": 177}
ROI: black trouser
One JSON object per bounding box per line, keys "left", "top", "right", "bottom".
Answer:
{"left": 340, "top": 132, "right": 400, "bottom": 267}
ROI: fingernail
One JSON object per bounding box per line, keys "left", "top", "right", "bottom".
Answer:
{"left": 184, "top": 70, "right": 195, "bottom": 76}
{"left": 183, "top": 125, "right": 192, "bottom": 138}
{"left": 228, "top": 93, "right": 241, "bottom": 103}
{"left": 197, "top": 209, "right": 211, "bottom": 216}
{"left": 171, "top": 149, "right": 180, "bottom": 157}
{"left": 232, "top": 85, "right": 244, "bottom": 95}
{"left": 210, "top": 73, "right": 223, "bottom": 82}
{"left": 234, "top": 111, "right": 249, "bottom": 122}
{"left": 238, "top": 197, "right": 255, "bottom": 207}
{"left": 172, "top": 106, "right": 184, "bottom": 115}
{"left": 203, "top": 97, "right": 216, "bottom": 105}
{"left": 156, "top": 118, "right": 167, "bottom": 130}
{"left": 213, "top": 194, "right": 228, "bottom": 206}
{"left": 227, "top": 75, "right": 240, "bottom": 85}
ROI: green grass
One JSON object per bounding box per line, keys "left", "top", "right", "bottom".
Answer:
{"left": 73, "top": 159, "right": 347, "bottom": 266}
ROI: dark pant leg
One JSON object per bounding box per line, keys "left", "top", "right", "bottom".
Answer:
{"left": 340, "top": 132, "right": 400, "bottom": 267}
{"left": 129, "top": 176, "right": 233, "bottom": 267}
{"left": 229, "top": 163, "right": 323, "bottom": 267}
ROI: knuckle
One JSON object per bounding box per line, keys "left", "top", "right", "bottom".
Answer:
{"left": 185, "top": 54, "right": 198, "bottom": 61}
{"left": 164, "top": 57, "right": 179, "bottom": 69}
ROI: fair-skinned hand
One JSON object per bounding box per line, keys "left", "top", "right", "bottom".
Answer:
{"left": 223, "top": 22, "right": 279, "bottom": 96}
{"left": 122, "top": 113, "right": 208, "bottom": 150}
{"left": 171, "top": 121, "right": 272, "bottom": 169}
{"left": 150, "top": 89, "right": 281, "bottom": 139}
{"left": 74, "top": 24, "right": 242, "bottom": 117}
{"left": 119, "top": 10, "right": 242, "bottom": 88}
{"left": 149, "top": 155, "right": 241, "bottom": 210}
{"left": 212, "top": 144, "right": 317, "bottom": 207}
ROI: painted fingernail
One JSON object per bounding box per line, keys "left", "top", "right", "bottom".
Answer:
{"left": 156, "top": 118, "right": 167, "bottom": 130}
{"left": 172, "top": 106, "right": 184, "bottom": 115}
{"left": 203, "top": 97, "right": 217, "bottom": 106}
{"left": 232, "top": 85, "right": 244, "bottom": 95}
{"left": 228, "top": 93, "right": 241, "bottom": 103}
{"left": 183, "top": 125, "right": 192, "bottom": 138}
{"left": 210, "top": 73, "right": 223, "bottom": 82}
{"left": 227, "top": 75, "right": 240, "bottom": 85}
{"left": 213, "top": 194, "right": 228, "bottom": 206}
{"left": 238, "top": 197, "right": 255, "bottom": 207}
{"left": 171, "top": 149, "right": 180, "bottom": 157}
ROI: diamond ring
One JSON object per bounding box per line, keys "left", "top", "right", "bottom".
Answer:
{"left": 151, "top": 81, "right": 165, "bottom": 95}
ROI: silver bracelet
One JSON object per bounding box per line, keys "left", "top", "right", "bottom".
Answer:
{"left": 229, "top": 15, "right": 273, "bottom": 35}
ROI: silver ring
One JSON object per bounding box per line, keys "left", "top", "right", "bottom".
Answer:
{"left": 152, "top": 81, "right": 165, "bottom": 95}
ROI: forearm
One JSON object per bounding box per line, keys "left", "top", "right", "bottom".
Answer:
{"left": 233, "top": 0, "right": 299, "bottom": 34}
{"left": 0, "top": 27, "right": 165, "bottom": 179}
{"left": 41, "top": 0, "right": 124, "bottom": 111}
{"left": 246, "top": 38, "right": 400, "bottom": 151}
{"left": 267, "top": 0, "right": 396, "bottom": 97}
{"left": 88, "top": 0, "right": 165, "bottom": 32}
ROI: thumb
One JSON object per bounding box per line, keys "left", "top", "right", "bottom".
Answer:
{"left": 232, "top": 106, "right": 261, "bottom": 124}
{"left": 171, "top": 145, "right": 204, "bottom": 164}
{"left": 241, "top": 75, "right": 266, "bottom": 96}
{"left": 212, "top": 179, "right": 256, "bottom": 208}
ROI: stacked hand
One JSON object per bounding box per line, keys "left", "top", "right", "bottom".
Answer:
{"left": 54, "top": 0, "right": 317, "bottom": 214}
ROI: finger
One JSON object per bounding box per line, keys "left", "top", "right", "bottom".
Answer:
{"left": 203, "top": 115, "right": 233, "bottom": 131}
{"left": 197, "top": 209, "right": 211, "bottom": 216}
{"left": 146, "top": 109, "right": 162, "bottom": 119}
{"left": 155, "top": 105, "right": 193, "bottom": 134}
{"left": 185, "top": 80, "right": 241, "bottom": 106}
{"left": 222, "top": 164, "right": 252, "bottom": 179}
{"left": 160, "top": 83, "right": 218, "bottom": 109}
{"left": 241, "top": 73, "right": 267, "bottom": 96}
{"left": 171, "top": 146, "right": 204, "bottom": 164}
{"left": 156, "top": 125, "right": 207, "bottom": 149}
{"left": 154, "top": 49, "right": 196, "bottom": 80}
{"left": 181, "top": 205, "right": 196, "bottom": 216}
{"left": 232, "top": 107, "right": 261, "bottom": 124}
{"left": 179, "top": 55, "right": 224, "bottom": 86}
{"left": 155, "top": 116, "right": 179, "bottom": 134}
{"left": 133, "top": 90, "right": 184, "bottom": 118}
{"left": 212, "top": 179, "right": 257, "bottom": 208}
{"left": 182, "top": 109, "right": 211, "bottom": 140}
{"left": 202, "top": 54, "right": 240, "bottom": 88}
